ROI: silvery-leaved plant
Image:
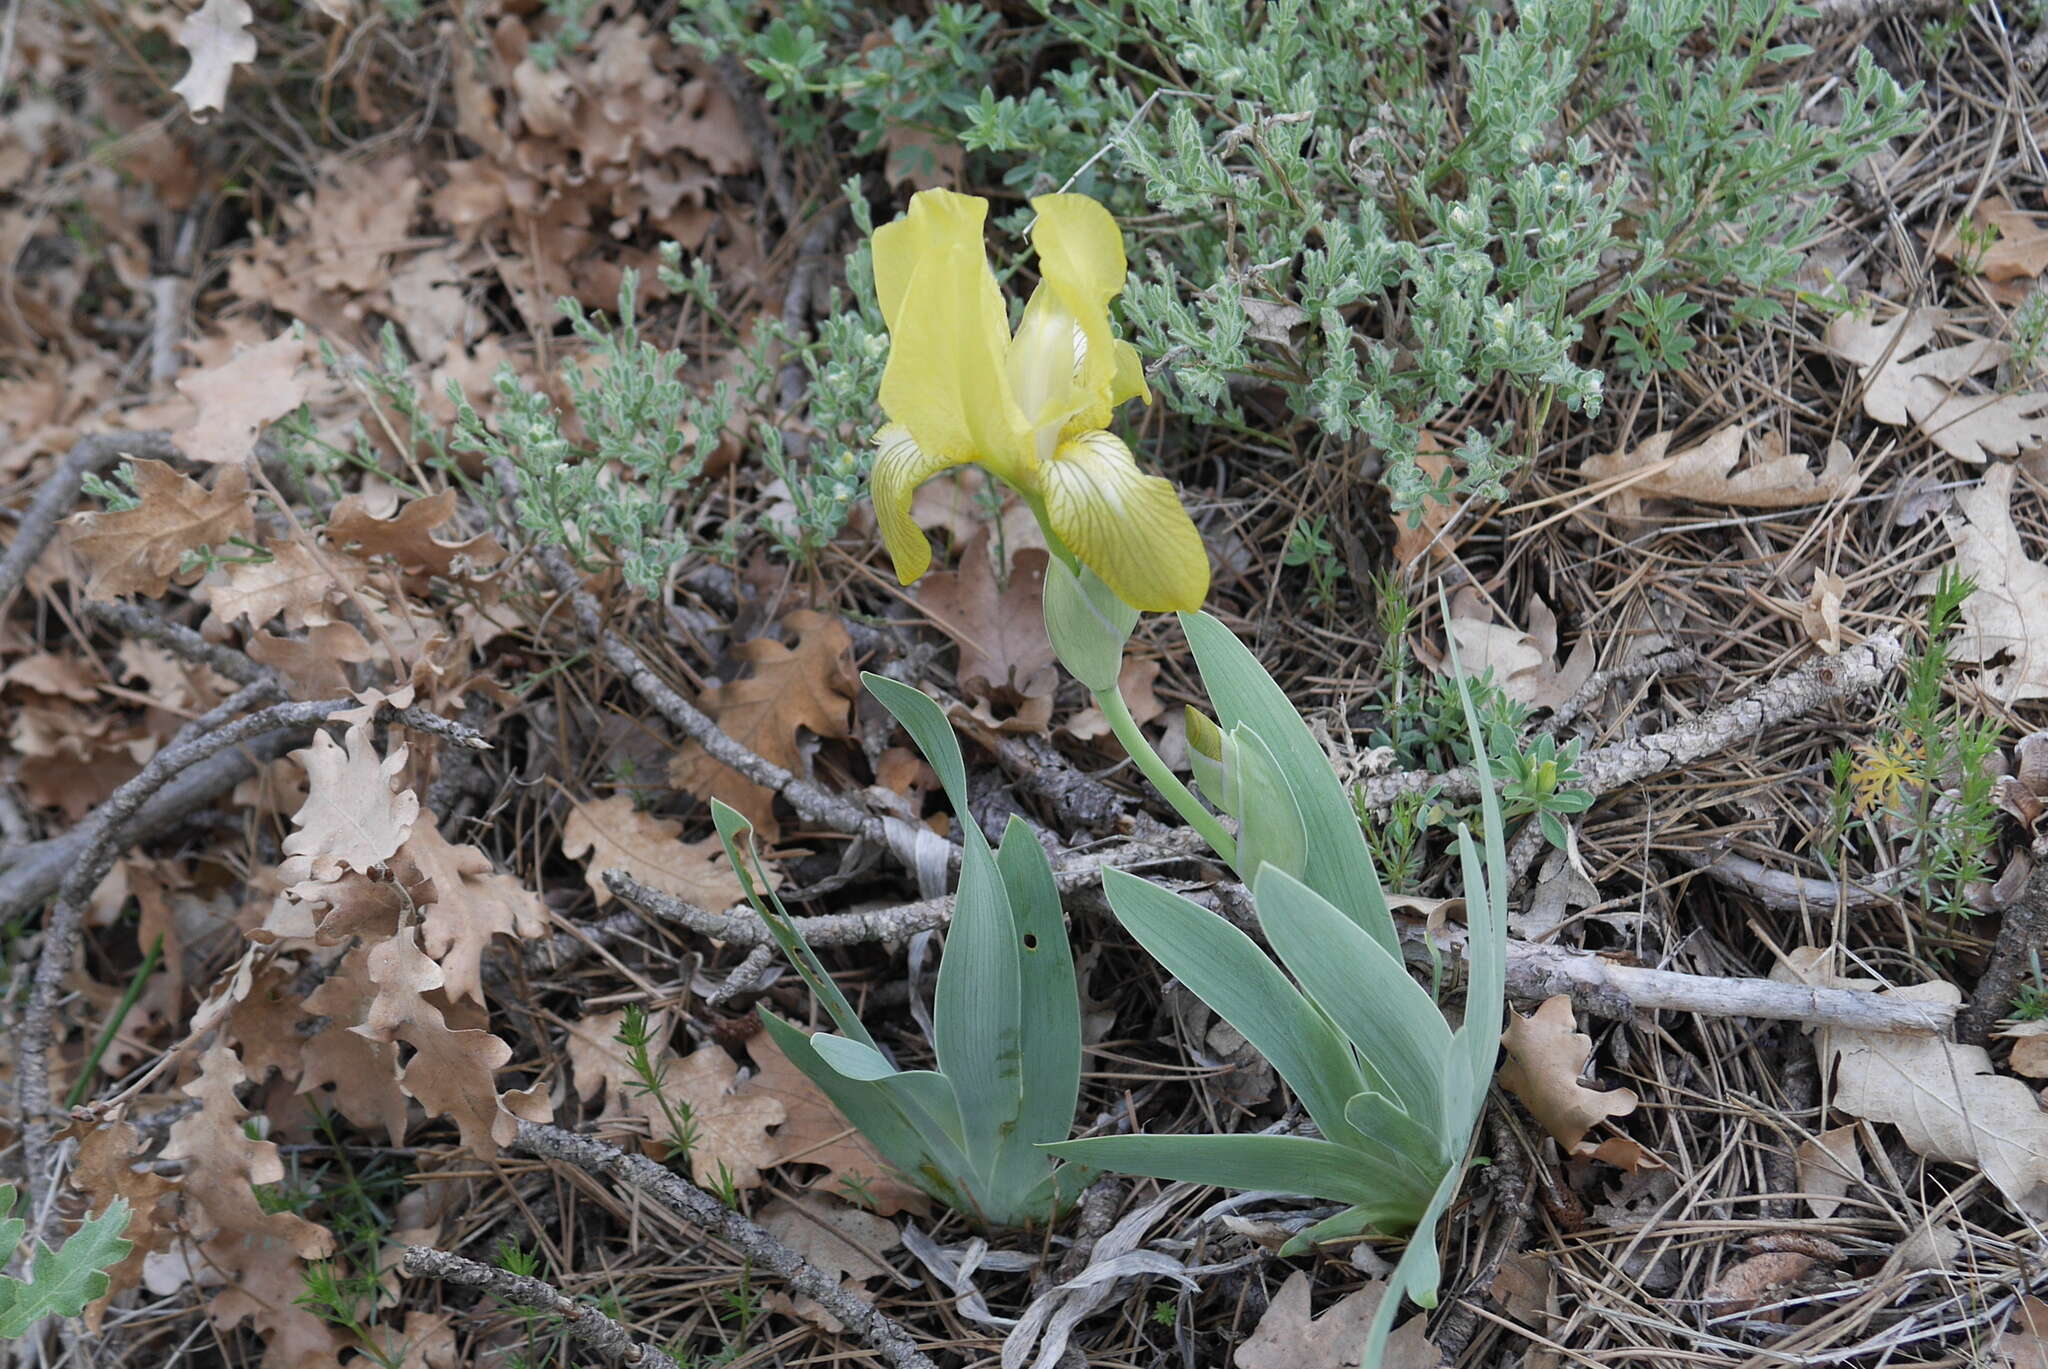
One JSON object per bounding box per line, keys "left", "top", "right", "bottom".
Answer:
{"left": 1045, "top": 610, "right": 1510, "bottom": 1363}
{"left": 711, "top": 673, "right": 1093, "bottom": 1229}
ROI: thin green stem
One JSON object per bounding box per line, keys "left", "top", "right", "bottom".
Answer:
{"left": 1095, "top": 685, "right": 1236, "bottom": 864}
{"left": 67, "top": 933, "right": 162, "bottom": 1108}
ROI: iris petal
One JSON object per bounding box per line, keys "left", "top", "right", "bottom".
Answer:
{"left": 1029, "top": 195, "right": 1133, "bottom": 435}
{"left": 875, "top": 190, "right": 1034, "bottom": 483}
{"left": 1041, "top": 431, "right": 1209, "bottom": 612}
{"left": 871, "top": 423, "right": 964, "bottom": 584}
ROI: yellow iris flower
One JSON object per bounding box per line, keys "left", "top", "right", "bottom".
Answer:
{"left": 869, "top": 188, "right": 1209, "bottom": 613}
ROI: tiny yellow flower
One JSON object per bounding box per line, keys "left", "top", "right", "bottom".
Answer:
{"left": 868, "top": 188, "right": 1209, "bottom": 613}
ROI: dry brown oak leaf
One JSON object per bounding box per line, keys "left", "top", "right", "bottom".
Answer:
{"left": 1497, "top": 994, "right": 1639, "bottom": 1151}
{"left": 561, "top": 794, "right": 746, "bottom": 910}
{"left": 1233, "top": 1271, "right": 1439, "bottom": 1369}
{"left": 172, "top": 331, "right": 312, "bottom": 465}
{"left": 353, "top": 1310, "right": 459, "bottom": 1369}
{"left": 1932, "top": 196, "right": 2048, "bottom": 282}
{"left": 1924, "top": 463, "right": 2048, "bottom": 704}
{"left": 66, "top": 459, "right": 254, "bottom": 599}
{"left": 66, "top": 1120, "right": 180, "bottom": 1331}
{"left": 249, "top": 620, "right": 376, "bottom": 697}
{"left": 1701, "top": 1250, "right": 1820, "bottom": 1314}
{"left": 170, "top": 0, "right": 257, "bottom": 116}
{"left": 162, "top": 1039, "right": 337, "bottom": 1266}
{"left": 1995, "top": 1296, "right": 2048, "bottom": 1369}
{"left": 1795, "top": 1124, "right": 1864, "bottom": 1220}
{"left": 1825, "top": 307, "right": 2048, "bottom": 465}
{"left": 403, "top": 812, "right": 549, "bottom": 1006}
{"left": 281, "top": 722, "right": 421, "bottom": 882}
{"left": 744, "top": 1030, "right": 930, "bottom": 1216}
{"left": 299, "top": 943, "right": 416, "bottom": 1145}
{"left": 204, "top": 536, "right": 364, "bottom": 632}
{"left": 668, "top": 608, "right": 856, "bottom": 842}
{"left": 1818, "top": 979, "right": 2048, "bottom": 1217}
{"left": 917, "top": 530, "right": 1058, "bottom": 713}
{"left": 565, "top": 1008, "right": 785, "bottom": 1188}
{"left": 660, "top": 1043, "right": 787, "bottom": 1189}
{"left": 354, "top": 925, "right": 525, "bottom": 1158}
{"left": 324, "top": 487, "right": 507, "bottom": 579}
{"left": 208, "top": 1239, "right": 352, "bottom": 1369}
{"left": 1441, "top": 588, "right": 1593, "bottom": 712}
{"left": 1579, "top": 426, "right": 1862, "bottom": 514}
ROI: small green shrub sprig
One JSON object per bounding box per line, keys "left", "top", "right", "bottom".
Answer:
{"left": 679, "top": 0, "right": 1921, "bottom": 522}
{"left": 1831, "top": 569, "right": 2001, "bottom": 919}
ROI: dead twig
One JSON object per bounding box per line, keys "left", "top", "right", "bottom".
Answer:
{"left": 1540, "top": 644, "right": 1697, "bottom": 732}
{"left": 511, "top": 1122, "right": 938, "bottom": 1369}
{"left": 83, "top": 598, "right": 267, "bottom": 683}
{"left": 601, "top": 827, "right": 1208, "bottom": 949}
{"left": 1674, "top": 847, "right": 1903, "bottom": 911}
{"left": 13, "top": 677, "right": 283, "bottom": 1222}
{"left": 1489, "top": 937, "right": 1956, "bottom": 1035}
{"left": 0, "top": 729, "right": 303, "bottom": 921}
{"left": 609, "top": 829, "right": 1949, "bottom": 1035}
{"left": 1358, "top": 635, "right": 1905, "bottom": 813}
{"left": 401, "top": 1246, "right": 679, "bottom": 1369}
{"left": 79, "top": 598, "right": 491, "bottom": 748}
{"left": 0, "top": 431, "right": 180, "bottom": 614}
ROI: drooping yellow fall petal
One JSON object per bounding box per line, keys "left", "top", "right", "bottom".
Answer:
{"left": 874, "top": 190, "right": 1033, "bottom": 483}
{"left": 1040, "top": 430, "right": 1209, "bottom": 612}
{"left": 1029, "top": 194, "right": 1132, "bottom": 435}
{"left": 870, "top": 423, "right": 962, "bottom": 585}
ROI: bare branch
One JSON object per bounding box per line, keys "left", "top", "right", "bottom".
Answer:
{"left": 602, "top": 827, "right": 1209, "bottom": 949}
{"left": 401, "top": 1246, "right": 679, "bottom": 1369}
{"left": 1358, "top": 634, "right": 1905, "bottom": 813}
{"left": 11, "top": 690, "right": 487, "bottom": 1223}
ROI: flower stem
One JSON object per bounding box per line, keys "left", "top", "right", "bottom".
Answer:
{"left": 1095, "top": 684, "right": 1236, "bottom": 864}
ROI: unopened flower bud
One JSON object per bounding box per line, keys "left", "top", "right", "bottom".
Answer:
{"left": 1043, "top": 559, "right": 1137, "bottom": 692}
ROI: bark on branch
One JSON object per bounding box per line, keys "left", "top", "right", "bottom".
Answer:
{"left": 401, "top": 1246, "right": 678, "bottom": 1368}
{"left": 1357, "top": 635, "right": 1905, "bottom": 813}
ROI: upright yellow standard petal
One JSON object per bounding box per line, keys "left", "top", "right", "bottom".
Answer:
{"left": 1040, "top": 430, "right": 1209, "bottom": 612}
{"left": 875, "top": 190, "right": 1034, "bottom": 483}
{"left": 872, "top": 187, "right": 1032, "bottom": 483}
{"left": 870, "top": 423, "right": 962, "bottom": 584}
{"left": 1029, "top": 194, "right": 1132, "bottom": 434}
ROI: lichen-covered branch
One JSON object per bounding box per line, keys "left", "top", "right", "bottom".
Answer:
{"left": 1359, "top": 634, "right": 1904, "bottom": 813}
{"left": 603, "top": 827, "right": 1208, "bottom": 949}
{"left": 401, "top": 1246, "right": 678, "bottom": 1368}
